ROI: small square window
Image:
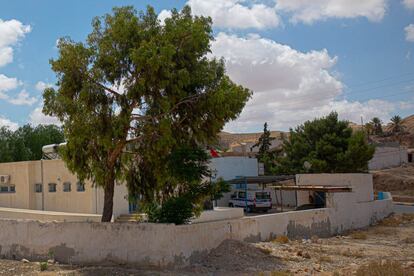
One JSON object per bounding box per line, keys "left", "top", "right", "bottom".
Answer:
{"left": 35, "top": 183, "right": 42, "bottom": 193}
{"left": 9, "top": 185, "right": 15, "bottom": 193}
{"left": 48, "top": 183, "right": 57, "bottom": 193}
{"left": 76, "top": 181, "right": 85, "bottom": 192}
{"left": 0, "top": 186, "right": 8, "bottom": 193}
{"left": 63, "top": 182, "right": 71, "bottom": 192}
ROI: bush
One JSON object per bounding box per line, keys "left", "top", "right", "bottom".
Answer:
{"left": 39, "top": 262, "right": 48, "bottom": 271}
{"left": 144, "top": 179, "right": 230, "bottom": 225}
{"left": 144, "top": 193, "right": 202, "bottom": 225}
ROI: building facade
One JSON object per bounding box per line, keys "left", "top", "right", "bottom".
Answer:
{"left": 0, "top": 159, "right": 129, "bottom": 218}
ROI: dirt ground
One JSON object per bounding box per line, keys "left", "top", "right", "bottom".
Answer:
{"left": 372, "top": 163, "right": 414, "bottom": 199}
{"left": 1, "top": 214, "right": 413, "bottom": 276}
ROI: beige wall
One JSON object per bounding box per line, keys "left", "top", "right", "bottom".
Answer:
{"left": 0, "top": 161, "right": 31, "bottom": 209}
{"left": 0, "top": 160, "right": 129, "bottom": 218}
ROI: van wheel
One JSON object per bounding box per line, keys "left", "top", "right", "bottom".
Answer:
{"left": 246, "top": 206, "right": 252, "bottom": 213}
{"left": 228, "top": 203, "right": 234, "bottom": 208}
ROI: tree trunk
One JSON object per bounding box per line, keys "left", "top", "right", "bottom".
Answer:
{"left": 101, "top": 174, "right": 115, "bottom": 222}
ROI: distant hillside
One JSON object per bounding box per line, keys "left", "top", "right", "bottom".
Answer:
{"left": 218, "top": 131, "right": 286, "bottom": 150}
{"left": 401, "top": 115, "right": 414, "bottom": 133}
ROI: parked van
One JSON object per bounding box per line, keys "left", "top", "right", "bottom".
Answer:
{"left": 228, "top": 190, "right": 272, "bottom": 212}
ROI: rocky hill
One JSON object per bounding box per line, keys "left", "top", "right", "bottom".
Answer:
{"left": 218, "top": 131, "right": 286, "bottom": 150}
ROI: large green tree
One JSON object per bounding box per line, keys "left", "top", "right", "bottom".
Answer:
{"left": 276, "top": 112, "right": 375, "bottom": 174}
{"left": 43, "top": 6, "right": 250, "bottom": 222}
{"left": 0, "top": 125, "right": 64, "bottom": 162}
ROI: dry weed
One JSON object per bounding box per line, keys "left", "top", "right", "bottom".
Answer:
{"left": 319, "top": 255, "right": 333, "bottom": 263}
{"left": 350, "top": 231, "right": 367, "bottom": 240}
{"left": 341, "top": 248, "right": 364, "bottom": 258}
{"left": 356, "top": 260, "right": 414, "bottom": 276}
{"left": 272, "top": 235, "right": 290, "bottom": 244}
{"left": 401, "top": 237, "right": 414, "bottom": 244}
{"left": 258, "top": 246, "right": 273, "bottom": 255}
{"left": 369, "top": 227, "right": 394, "bottom": 235}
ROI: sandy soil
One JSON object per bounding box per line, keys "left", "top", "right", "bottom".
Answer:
{"left": 0, "top": 214, "right": 413, "bottom": 276}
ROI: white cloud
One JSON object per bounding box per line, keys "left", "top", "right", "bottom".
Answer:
{"left": 0, "top": 19, "right": 31, "bottom": 67}
{"left": 275, "top": 0, "right": 387, "bottom": 24}
{"left": 212, "top": 33, "right": 398, "bottom": 132}
{"left": 8, "top": 89, "right": 37, "bottom": 106}
{"left": 405, "top": 24, "right": 414, "bottom": 42}
{"left": 29, "top": 105, "right": 61, "bottom": 126}
{"left": 0, "top": 74, "right": 21, "bottom": 99}
{"left": 0, "top": 116, "right": 18, "bottom": 131}
{"left": 403, "top": 0, "right": 414, "bottom": 9}
{"left": 159, "top": 0, "right": 280, "bottom": 29}
{"left": 158, "top": 10, "right": 172, "bottom": 25}
{"left": 35, "top": 81, "right": 53, "bottom": 92}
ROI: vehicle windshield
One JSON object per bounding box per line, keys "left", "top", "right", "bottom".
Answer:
{"left": 255, "top": 192, "right": 270, "bottom": 199}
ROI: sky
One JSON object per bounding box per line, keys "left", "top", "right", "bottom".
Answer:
{"left": 0, "top": 0, "right": 413, "bottom": 133}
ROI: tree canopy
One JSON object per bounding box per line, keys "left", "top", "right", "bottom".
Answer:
{"left": 276, "top": 112, "right": 375, "bottom": 174}
{"left": 0, "top": 125, "right": 64, "bottom": 163}
{"left": 43, "top": 6, "right": 251, "bottom": 222}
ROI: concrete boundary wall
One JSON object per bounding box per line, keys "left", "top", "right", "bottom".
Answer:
{"left": 0, "top": 199, "right": 392, "bottom": 267}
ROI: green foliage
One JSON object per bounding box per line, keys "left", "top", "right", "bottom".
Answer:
{"left": 39, "top": 261, "right": 48, "bottom": 271}
{"left": 143, "top": 178, "right": 229, "bottom": 224}
{"left": 276, "top": 112, "right": 375, "bottom": 174}
{"left": 43, "top": 5, "right": 250, "bottom": 221}
{"left": 0, "top": 125, "right": 64, "bottom": 163}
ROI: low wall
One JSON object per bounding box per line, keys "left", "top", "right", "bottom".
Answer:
{"left": 0, "top": 207, "right": 101, "bottom": 222}
{"left": 192, "top": 207, "right": 244, "bottom": 223}
{"left": 0, "top": 199, "right": 392, "bottom": 267}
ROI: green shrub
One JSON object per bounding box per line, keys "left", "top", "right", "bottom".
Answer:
{"left": 39, "top": 262, "right": 48, "bottom": 271}
{"left": 144, "top": 179, "right": 230, "bottom": 225}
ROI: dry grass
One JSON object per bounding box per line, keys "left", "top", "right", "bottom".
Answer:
{"left": 402, "top": 213, "right": 414, "bottom": 222}
{"left": 258, "top": 271, "right": 291, "bottom": 276}
{"left": 356, "top": 260, "right": 413, "bottom": 276}
{"left": 380, "top": 216, "right": 403, "bottom": 227}
{"left": 319, "top": 255, "right": 333, "bottom": 263}
{"left": 380, "top": 214, "right": 414, "bottom": 227}
{"left": 350, "top": 231, "right": 368, "bottom": 240}
{"left": 272, "top": 235, "right": 290, "bottom": 244}
{"left": 341, "top": 248, "right": 364, "bottom": 258}
{"left": 401, "top": 237, "right": 414, "bottom": 244}
{"left": 369, "top": 227, "right": 394, "bottom": 235}
{"left": 258, "top": 246, "right": 273, "bottom": 255}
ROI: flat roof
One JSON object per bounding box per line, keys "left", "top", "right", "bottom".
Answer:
{"left": 268, "top": 185, "right": 352, "bottom": 193}
{"left": 227, "top": 175, "right": 295, "bottom": 184}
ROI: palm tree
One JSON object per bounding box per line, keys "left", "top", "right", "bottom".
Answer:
{"left": 370, "top": 117, "right": 383, "bottom": 135}
{"left": 389, "top": 115, "right": 405, "bottom": 134}
{"left": 364, "top": 122, "right": 374, "bottom": 135}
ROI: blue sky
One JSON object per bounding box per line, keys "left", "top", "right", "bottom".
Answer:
{"left": 0, "top": 0, "right": 413, "bottom": 132}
